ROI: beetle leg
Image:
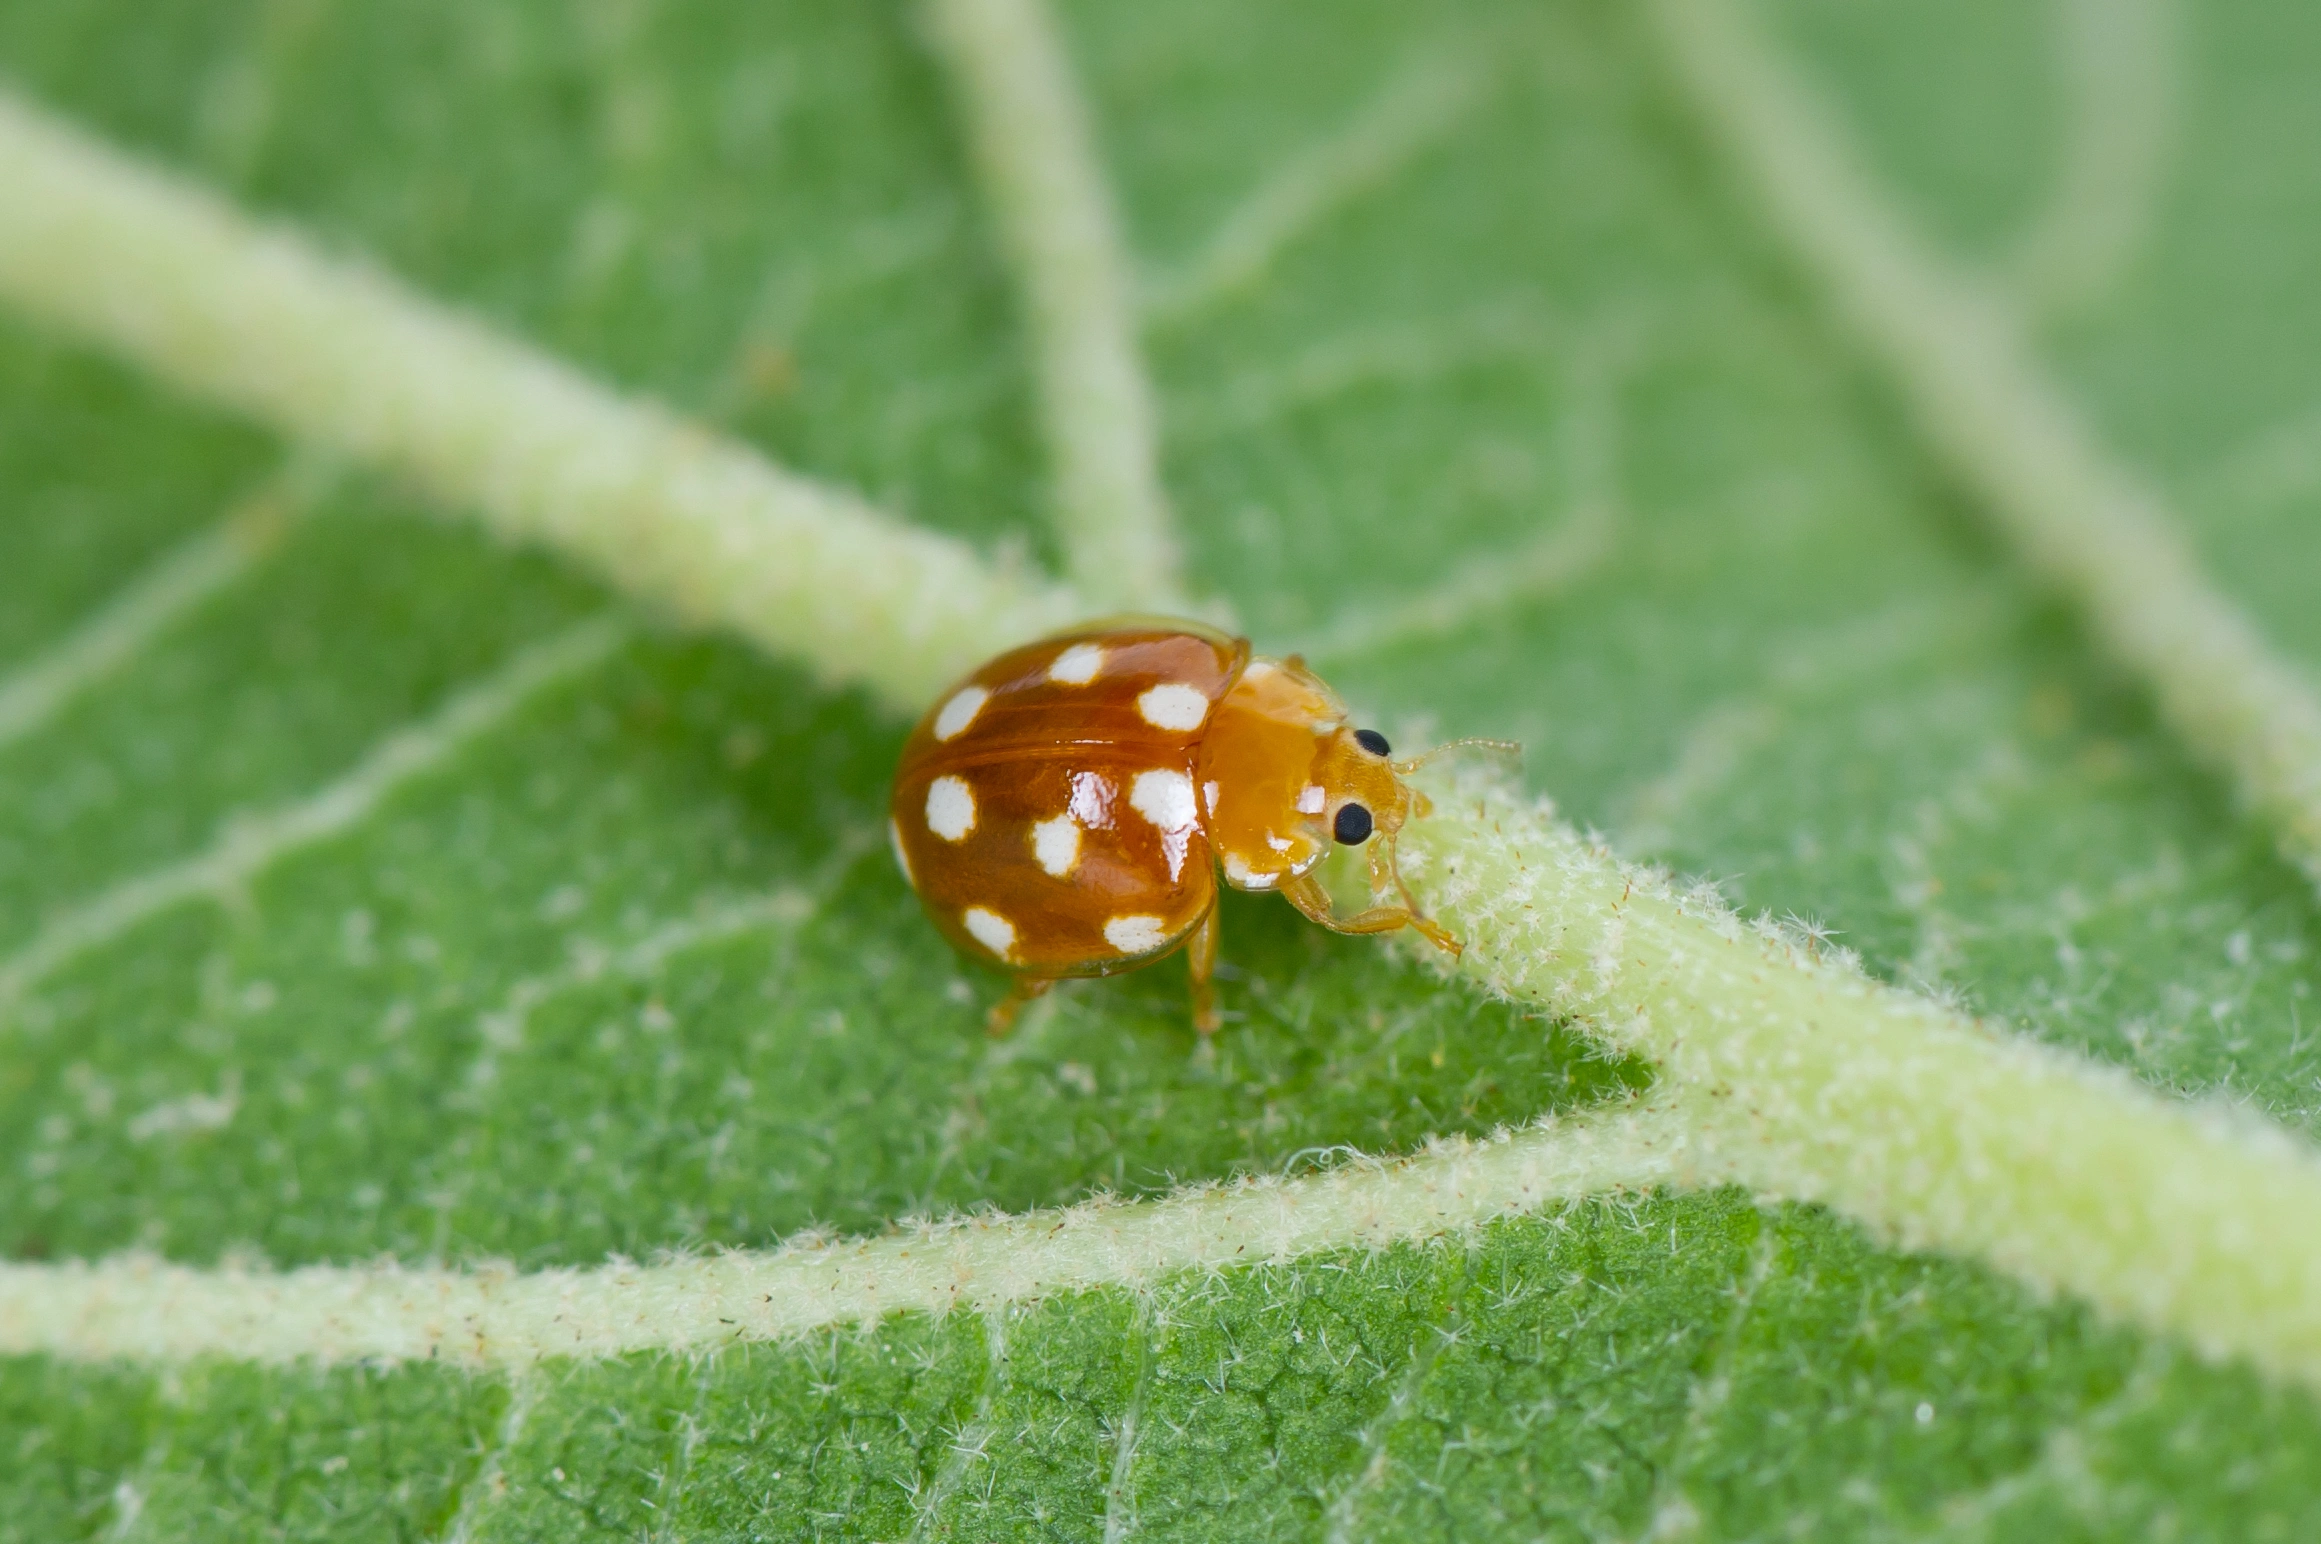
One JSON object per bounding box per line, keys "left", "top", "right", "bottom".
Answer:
{"left": 1279, "top": 872, "right": 1463, "bottom": 957}
{"left": 1186, "top": 903, "right": 1222, "bottom": 1034}
{"left": 1369, "top": 833, "right": 1457, "bottom": 950}
{"left": 987, "top": 975, "right": 1055, "bottom": 1036}
{"left": 1366, "top": 836, "right": 1401, "bottom": 903}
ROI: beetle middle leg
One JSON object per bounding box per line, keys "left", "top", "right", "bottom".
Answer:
{"left": 1185, "top": 903, "right": 1222, "bottom": 1034}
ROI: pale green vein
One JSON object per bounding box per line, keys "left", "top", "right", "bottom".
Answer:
{"left": 1141, "top": 39, "right": 1502, "bottom": 329}
{"left": 1402, "top": 770, "right": 2321, "bottom": 1391}
{"left": 1646, "top": 0, "right": 2321, "bottom": 896}
{"left": 455, "top": 829, "right": 874, "bottom": 1104}
{"left": 0, "top": 90, "right": 1084, "bottom": 709}
{"left": 0, "top": 614, "right": 630, "bottom": 1007}
{"left": 924, "top": 980, "right": 1070, "bottom": 1201}
{"left": 1615, "top": 588, "right": 2020, "bottom": 856}
{"left": 1303, "top": 499, "right": 1615, "bottom": 668}
{"left": 7, "top": 77, "right": 2321, "bottom": 1407}
{"left": 909, "top": 1306, "right": 1010, "bottom": 1540}
{"left": 922, "top": 0, "right": 1187, "bottom": 612}
{"left": 436, "top": 1373, "right": 538, "bottom": 1544}
{"left": 651, "top": 1365, "right": 715, "bottom": 1544}
{"left": 1304, "top": 319, "right": 1635, "bottom": 666}
{"left": 2008, "top": 0, "right": 2181, "bottom": 321}
{"left": 1167, "top": 297, "right": 1563, "bottom": 443}
{"left": 704, "top": 199, "right": 964, "bottom": 424}
{"left": 1644, "top": 1230, "right": 1775, "bottom": 1537}
{"left": 0, "top": 477, "right": 298, "bottom": 751}
{"left": 1906, "top": 1349, "right": 2176, "bottom": 1543}
{"left": 1099, "top": 1288, "right": 1156, "bottom": 1544}
{"left": 1321, "top": 1244, "right": 1468, "bottom": 1544}
{"left": 2197, "top": 395, "right": 2321, "bottom": 520}
{"left": 99, "top": 1397, "right": 166, "bottom": 1543}
{"left": 0, "top": 1103, "right": 1690, "bottom": 1367}
{"left": 1889, "top": 743, "right": 2035, "bottom": 994}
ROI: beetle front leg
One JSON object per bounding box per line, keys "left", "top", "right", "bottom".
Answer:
{"left": 1279, "top": 872, "right": 1463, "bottom": 957}
{"left": 1368, "top": 832, "right": 1459, "bottom": 953}
{"left": 1367, "top": 833, "right": 1421, "bottom": 910}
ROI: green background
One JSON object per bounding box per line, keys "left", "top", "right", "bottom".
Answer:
{"left": 4, "top": 0, "right": 2321, "bottom": 1535}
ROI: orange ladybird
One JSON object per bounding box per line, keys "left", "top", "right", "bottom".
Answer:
{"left": 888, "top": 621, "right": 1512, "bottom": 1033}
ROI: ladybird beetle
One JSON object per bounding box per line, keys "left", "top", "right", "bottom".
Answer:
{"left": 889, "top": 621, "right": 1515, "bottom": 1033}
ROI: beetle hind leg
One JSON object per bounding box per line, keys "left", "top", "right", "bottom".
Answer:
{"left": 987, "top": 975, "right": 1056, "bottom": 1036}
{"left": 1186, "top": 904, "right": 1222, "bottom": 1035}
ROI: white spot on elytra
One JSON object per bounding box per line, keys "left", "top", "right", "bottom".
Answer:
{"left": 1104, "top": 914, "right": 1168, "bottom": 954}
{"left": 1031, "top": 815, "right": 1081, "bottom": 877}
{"left": 1295, "top": 784, "right": 1325, "bottom": 814}
{"left": 1203, "top": 779, "right": 1220, "bottom": 815}
{"left": 933, "top": 686, "right": 989, "bottom": 741}
{"left": 1132, "top": 769, "right": 1199, "bottom": 881}
{"left": 925, "top": 776, "right": 976, "bottom": 841}
{"left": 1242, "top": 659, "right": 1277, "bottom": 679}
{"left": 1130, "top": 769, "right": 1198, "bottom": 832}
{"left": 888, "top": 816, "right": 914, "bottom": 887}
{"left": 1068, "top": 770, "right": 1115, "bottom": 829}
{"left": 1048, "top": 643, "right": 1105, "bottom": 684}
{"left": 962, "top": 906, "right": 1016, "bottom": 960}
{"left": 1137, "top": 683, "right": 1210, "bottom": 732}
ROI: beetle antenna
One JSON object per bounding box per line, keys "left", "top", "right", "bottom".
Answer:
{"left": 1391, "top": 737, "right": 1522, "bottom": 776}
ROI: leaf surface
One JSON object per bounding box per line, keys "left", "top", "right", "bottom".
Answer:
{"left": 2, "top": 0, "right": 2319, "bottom": 1537}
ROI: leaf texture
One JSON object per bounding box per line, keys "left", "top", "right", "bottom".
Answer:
{"left": 2, "top": 0, "right": 2320, "bottom": 1537}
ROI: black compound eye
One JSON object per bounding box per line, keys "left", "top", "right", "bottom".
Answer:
{"left": 1352, "top": 728, "right": 1391, "bottom": 756}
{"left": 1332, "top": 802, "right": 1374, "bottom": 845}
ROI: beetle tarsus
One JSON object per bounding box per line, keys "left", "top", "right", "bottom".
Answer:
{"left": 1410, "top": 915, "right": 1464, "bottom": 957}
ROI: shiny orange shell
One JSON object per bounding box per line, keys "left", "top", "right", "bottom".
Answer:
{"left": 889, "top": 623, "right": 1250, "bottom": 978}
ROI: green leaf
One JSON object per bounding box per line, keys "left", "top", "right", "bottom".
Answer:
{"left": 3, "top": 0, "right": 2320, "bottom": 1538}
